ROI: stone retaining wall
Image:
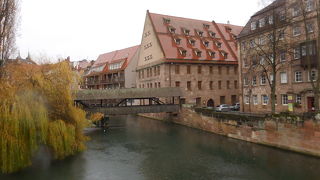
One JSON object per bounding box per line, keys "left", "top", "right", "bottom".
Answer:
{"left": 140, "top": 108, "right": 320, "bottom": 157}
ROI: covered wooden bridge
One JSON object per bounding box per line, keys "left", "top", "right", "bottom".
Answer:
{"left": 74, "top": 87, "right": 182, "bottom": 115}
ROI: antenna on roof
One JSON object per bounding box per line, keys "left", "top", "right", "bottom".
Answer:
{"left": 227, "top": 20, "right": 230, "bottom": 24}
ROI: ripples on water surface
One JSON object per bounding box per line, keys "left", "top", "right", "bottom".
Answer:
{"left": 1, "top": 115, "right": 320, "bottom": 180}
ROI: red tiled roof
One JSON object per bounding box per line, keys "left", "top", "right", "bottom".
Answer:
{"left": 92, "top": 45, "right": 140, "bottom": 69}
{"left": 148, "top": 12, "right": 243, "bottom": 62}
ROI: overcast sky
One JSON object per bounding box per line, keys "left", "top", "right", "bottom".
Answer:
{"left": 16, "top": 0, "right": 272, "bottom": 62}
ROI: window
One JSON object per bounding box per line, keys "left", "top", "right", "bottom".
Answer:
{"left": 252, "top": 76, "right": 257, "bottom": 86}
{"left": 155, "top": 82, "right": 157, "bottom": 88}
{"left": 174, "top": 38, "right": 181, "bottom": 45}
{"left": 294, "top": 47, "right": 300, "bottom": 59}
{"left": 241, "top": 41, "right": 246, "bottom": 51}
{"left": 203, "top": 24, "right": 210, "bottom": 29}
{"left": 270, "top": 74, "right": 274, "bottom": 84}
{"left": 195, "top": 50, "right": 202, "bottom": 57}
{"left": 259, "top": 18, "right": 265, "bottom": 28}
{"left": 253, "top": 95, "right": 258, "bottom": 105}
{"left": 209, "top": 81, "right": 213, "bottom": 90}
{"left": 208, "top": 51, "right": 215, "bottom": 58}
{"left": 307, "top": 23, "right": 314, "bottom": 33}
{"left": 163, "top": 18, "right": 170, "bottom": 24}
{"left": 245, "top": 95, "right": 250, "bottom": 104}
{"left": 218, "top": 81, "right": 222, "bottom": 89}
{"left": 198, "top": 65, "right": 202, "bottom": 74}
{"left": 279, "top": 10, "right": 286, "bottom": 21}
{"left": 260, "top": 56, "right": 265, "bottom": 65}
{"left": 179, "top": 49, "right": 187, "bottom": 56}
{"left": 279, "top": 30, "right": 285, "bottom": 40}
{"left": 306, "top": 0, "right": 313, "bottom": 12}
{"left": 280, "top": 51, "right": 286, "bottom": 62}
{"left": 187, "top": 65, "right": 191, "bottom": 74}
{"left": 234, "top": 80, "right": 238, "bottom": 89}
{"left": 293, "top": 26, "right": 301, "bottom": 36}
{"left": 175, "top": 65, "right": 180, "bottom": 74}
{"left": 168, "top": 26, "right": 176, "bottom": 33}
{"left": 222, "top": 52, "right": 228, "bottom": 59}
{"left": 189, "top": 39, "right": 195, "bottom": 46}
{"left": 243, "top": 58, "right": 249, "bottom": 67}
{"left": 250, "top": 39, "right": 255, "bottom": 48}
{"left": 260, "top": 75, "right": 266, "bottom": 85}
{"left": 226, "top": 66, "right": 230, "bottom": 75}
{"left": 175, "top": 81, "right": 180, "bottom": 87}
{"left": 296, "top": 94, "right": 302, "bottom": 104}
{"left": 218, "top": 66, "right": 222, "bottom": 74}
{"left": 227, "top": 80, "right": 230, "bottom": 89}
{"left": 292, "top": 6, "right": 300, "bottom": 17}
{"left": 198, "top": 81, "right": 202, "bottom": 90}
{"left": 216, "top": 42, "right": 222, "bottom": 48}
{"left": 258, "top": 36, "right": 265, "bottom": 45}
{"left": 184, "top": 29, "right": 190, "bottom": 35}
{"left": 158, "top": 82, "right": 161, "bottom": 88}
{"left": 144, "top": 42, "right": 152, "bottom": 49}
{"left": 203, "top": 41, "right": 209, "bottom": 47}
{"left": 187, "top": 81, "right": 191, "bottom": 90}
{"left": 209, "top": 66, "right": 213, "bottom": 74}
{"left": 295, "top": 71, "right": 302, "bottom": 82}
{"left": 244, "top": 77, "right": 249, "bottom": 86}
{"left": 268, "top": 15, "right": 274, "bottom": 24}
{"left": 197, "top": 30, "right": 204, "bottom": 37}
{"left": 251, "top": 21, "right": 257, "bottom": 30}
{"left": 282, "top": 94, "right": 288, "bottom": 105}
{"left": 309, "top": 70, "right": 317, "bottom": 81}
{"left": 252, "top": 56, "right": 258, "bottom": 66}
{"left": 280, "top": 72, "right": 288, "bottom": 83}
{"left": 262, "top": 95, "right": 269, "bottom": 105}
{"left": 301, "top": 45, "right": 307, "bottom": 56}
{"left": 144, "top": 55, "right": 153, "bottom": 61}
{"left": 209, "top": 31, "right": 216, "bottom": 38}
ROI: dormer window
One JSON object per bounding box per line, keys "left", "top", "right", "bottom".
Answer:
{"left": 232, "top": 34, "right": 237, "bottom": 39}
{"left": 179, "top": 48, "right": 187, "bottom": 57}
{"left": 208, "top": 51, "right": 215, "bottom": 58}
{"left": 194, "top": 49, "right": 202, "bottom": 57}
{"left": 203, "top": 24, "right": 210, "bottom": 29}
{"left": 168, "top": 26, "right": 176, "bottom": 33}
{"left": 216, "top": 41, "right": 222, "bottom": 48}
{"left": 251, "top": 21, "right": 257, "bottom": 30}
{"left": 188, "top": 39, "right": 195, "bottom": 46}
{"left": 163, "top": 18, "right": 170, "bottom": 24}
{"left": 183, "top": 28, "right": 190, "bottom": 35}
{"left": 197, "top": 30, "right": 204, "bottom": 37}
{"left": 203, "top": 41, "right": 209, "bottom": 47}
{"left": 209, "top": 31, "right": 216, "bottom": 38}
{"left": 226, "top": 26, "right": 232, "bottom": 32}
{"left": 174, "top": 38, "right": 181, "bottom": 45}
{"left": 221, "top": 52, "right": 228, "bottom": 59}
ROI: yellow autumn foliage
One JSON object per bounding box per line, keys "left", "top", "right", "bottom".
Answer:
{"left": 0, "top": 61, "right": 88, "bottom": 173}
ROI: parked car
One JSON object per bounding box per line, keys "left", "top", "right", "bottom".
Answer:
{"left": 215, "top": 104, "right": 231, "bottom": 112}
{"left": 230, "top": 103, "right": 240, "bottom": 111}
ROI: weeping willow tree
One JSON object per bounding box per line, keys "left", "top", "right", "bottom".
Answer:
{"left": 0, "top": 60, "right": 89, "bottom": 173}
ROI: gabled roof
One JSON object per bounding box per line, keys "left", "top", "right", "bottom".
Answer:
{"left": 148, "top": 12, "right": 243, "bottom": 62}
{"left": 86, "top": 45, "right": 139, "bottom": 76}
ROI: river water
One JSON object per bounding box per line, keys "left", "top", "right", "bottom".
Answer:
{"left": 1, "top": 115, "right": 320, "bottom": 180}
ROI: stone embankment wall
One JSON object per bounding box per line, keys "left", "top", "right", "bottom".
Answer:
{"left": 140, "top": 108, "right": 320, "bottom": 157}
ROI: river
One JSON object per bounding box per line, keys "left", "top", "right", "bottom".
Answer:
{"left": 1, "top": 115, "right": 320, "bottom": 180}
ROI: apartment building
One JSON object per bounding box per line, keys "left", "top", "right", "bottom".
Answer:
{"left": 136, "top": 11, "right": 243, "bottom": 107}
{"left": 238, "top": 0, "right": 319, "bottom": 113}
{"left": 84, "top": 45, "right": 140, "bottom": 89}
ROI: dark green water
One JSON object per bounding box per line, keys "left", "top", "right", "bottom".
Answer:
{"left": 1, "top": 115, "right": 320, "bottom": 180}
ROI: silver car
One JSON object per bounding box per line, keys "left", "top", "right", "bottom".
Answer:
{"left": 215, "top": 104, "right": 231, "bottom": 112}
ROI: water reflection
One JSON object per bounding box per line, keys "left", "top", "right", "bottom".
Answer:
{"left": 1, "top": 115, "right": 319, "bottom": 180}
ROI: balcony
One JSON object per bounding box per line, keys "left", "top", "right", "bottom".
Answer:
{"left": 100, "top": 77, "right": 125, "bottom": 84}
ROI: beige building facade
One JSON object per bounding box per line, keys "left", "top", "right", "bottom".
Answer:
{"left": 136, "top": 11, "right": 243, "bottom": 107}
